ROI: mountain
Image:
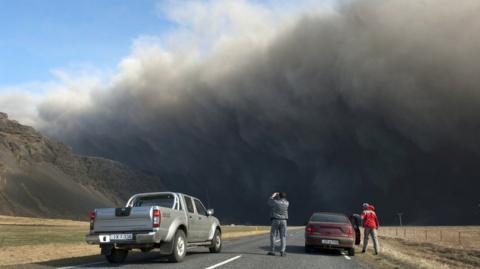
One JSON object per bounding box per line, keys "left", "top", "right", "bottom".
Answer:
{"left": 0, "top": 112, "right": 163, "bottom": 219}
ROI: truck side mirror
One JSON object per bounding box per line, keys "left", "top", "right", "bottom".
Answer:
{"left": 207, "top": 209, "right": 214, "bottom": 216}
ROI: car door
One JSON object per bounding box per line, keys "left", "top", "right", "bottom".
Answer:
{"left": 349, "top": 214, "right": 361, "bottom": 245}
{"left": 184, "top": 196, "right": 201, "bottom": 242}
{"left": 193, "top": 198, "right": 211, "bottom": 241}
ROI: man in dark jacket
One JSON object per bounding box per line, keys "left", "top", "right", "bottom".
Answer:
{"left": 267, "top": 192, "right": 289, "bottom": 256}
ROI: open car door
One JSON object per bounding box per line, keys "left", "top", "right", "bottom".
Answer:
{"left": 349, "top": 214, "right": 361, "bottom": 245}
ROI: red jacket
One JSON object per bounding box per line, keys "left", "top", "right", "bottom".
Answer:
{"left": 361, "top": 205, "right": 379, "bottom": 229}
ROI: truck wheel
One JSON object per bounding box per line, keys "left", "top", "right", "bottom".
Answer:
{"left": 168, "top": 230, "right": 186, "bottom": 262}
{"left": 105, "top": 248, "right": 128, "bottom": 263}
{"left": 209, "top": 229, "right": 222, "bottom": 253}
{"left": 305, "top": 244, "right": 313, "bottom": 253}
{"left": 348, "top": 247, "right": 355, "bottom": 256}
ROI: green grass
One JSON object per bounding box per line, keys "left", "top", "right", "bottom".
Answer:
{"left": 0, "top": 222, "right": 300, "bottom": 248}
{"left": 0, "top": 224, "right": 270, "bottom": 247}
{"left": 0, "top": 224, "right": 88, "bottom": 247}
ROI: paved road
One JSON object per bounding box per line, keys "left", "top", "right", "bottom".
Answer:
{"left": 9, "top": 230, "right": 367, "bottom": 269}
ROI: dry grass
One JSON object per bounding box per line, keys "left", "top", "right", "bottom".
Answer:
{"left": 357, "top": 226, "right": 480, "bottom": 269}
{"left": 379, "top": 226, "right": 480, "bottom": 249}
{"left": 0, "top": 215, "right": 276, "bottom": 266}
{"left": 0, "top": 215, "right": 94, "bottom": 266}
{"left": 0, "top": 244, "right": 99, "bottom": 267}
{"left": 221, "top": 225, "right": 271, "bottom": 239}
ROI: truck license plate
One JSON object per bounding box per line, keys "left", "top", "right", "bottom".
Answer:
{"left": 99, "top": 235, "right": 110, "bottom": 243}
{"left": 111, "top": 234, "right": 133, "bottom": 240}
{"left": 321, "top": 239, "right": 339, "bottom": 245}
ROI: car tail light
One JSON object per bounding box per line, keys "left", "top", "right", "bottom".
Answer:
{"left": 341, "top": 226, "right": 353, "bottom": 236}
{"left": 153, "top": 209, "right": 161, "bottom": 228}
{"left": 306, "top": 225, "right": 314, "bottom": 235}
{"left": 89, "top": 211, "right": 96, "bottom": 230}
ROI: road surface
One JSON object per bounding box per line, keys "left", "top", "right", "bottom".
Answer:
{"left": 8, "top": 230, "right": 368, "bottom": 269}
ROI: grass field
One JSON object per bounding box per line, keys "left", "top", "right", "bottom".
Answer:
{"left": 358, "top": 226, "right": 480, "bottom": 269}
{"left": 0, "top": 215, "right": 272, "bottom": 266}
{"left": 379, "top": 226, "right": 480, "bottom": 249}
{"left": 0, "top": 224, "right": 88, "bottom": 247}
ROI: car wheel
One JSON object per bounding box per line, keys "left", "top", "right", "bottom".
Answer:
{"left": 348, "top": 248, "right": 355, "bottom": 256}
{"left": 305, "top": 244, "right": 313, "bottom": 253}
{"left": 168, "top": 230, "right": 187, "bottom": 262}
{"left": 209, "top": 229, "right": 222, "bottom": 253}
{"left": 105, "top": 248, "right": 128, "bottom": 263}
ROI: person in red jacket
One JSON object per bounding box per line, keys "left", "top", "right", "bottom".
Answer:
{"left": 361, "top": 203, "right": 380, "bottom": 254}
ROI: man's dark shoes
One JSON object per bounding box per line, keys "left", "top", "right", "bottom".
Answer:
{"left": 280, "top": 251, "right": 286, "bottom": 257}
{"left": 267, "top": 251, "right": 275, "bottom": 256}
{"left": 361, "top": 250, "right": 366, "bottom": 253}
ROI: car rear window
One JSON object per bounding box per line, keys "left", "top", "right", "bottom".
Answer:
{"left": 310, "top": 213, "right": 349, "bottom": 223}
{"left": 133, "top": 194, "right": 175, "bottom": 208}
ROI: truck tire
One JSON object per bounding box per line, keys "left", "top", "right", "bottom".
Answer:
{"left": 105, "top": 248, "right": 128, "bottom": 263}
{"left": 209, "top": 229, "right": 222, "bottom": 253}
{"left": 168, "top": 230, "right": 186, "bottom": 262}
{"left": 348, "top": 247, "right": 355, "bottom": 256}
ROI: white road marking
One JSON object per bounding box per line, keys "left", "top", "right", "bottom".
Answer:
{"left": 56, "top": 261, "right": 105, "bottom": 269}
{"left": 205, "top": 255, "right": 242, "bottom": 269}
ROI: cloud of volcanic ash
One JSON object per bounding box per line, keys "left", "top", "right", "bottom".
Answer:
{"left": 16, "top": 0, "right": 480, "bottom": 224}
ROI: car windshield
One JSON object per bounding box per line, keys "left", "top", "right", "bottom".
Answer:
{"left": 310, "top": 213, "right": 349, "bottom": 223}
{"left": 133, "top": 194, "right": 175, "bottom": 208}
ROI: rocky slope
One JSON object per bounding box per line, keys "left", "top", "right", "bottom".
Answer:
{"left": 0, "top": 112, "right": 163, "bottom": 219}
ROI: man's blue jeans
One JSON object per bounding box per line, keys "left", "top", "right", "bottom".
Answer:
{"left": 270, "top": 219, "right": 287, "bottom": 252}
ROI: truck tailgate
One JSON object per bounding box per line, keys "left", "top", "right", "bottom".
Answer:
{"left": 94, "top": 207, "right": 153, "bottom": 232}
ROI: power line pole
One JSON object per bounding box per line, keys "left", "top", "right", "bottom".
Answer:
{"left": 397, "top": 212, "right": 403, "bottom": 227}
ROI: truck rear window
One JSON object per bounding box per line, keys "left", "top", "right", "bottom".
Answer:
{"left": 310, "top": 213, "right": 349, "bottom": 223}
{"left": 133, "top": 194, "right": 175, "bottom": 208}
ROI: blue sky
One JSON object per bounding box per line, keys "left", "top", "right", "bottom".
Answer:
{"left": 0, "top": 0, "right": 175, "bottom": 85}
{"left": 0, "top": 0, "right": 336, "bottom": 90}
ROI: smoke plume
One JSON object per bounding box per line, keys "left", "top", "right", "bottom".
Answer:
{"left": 18, "top": 0, "right": 480, "bottom": 224}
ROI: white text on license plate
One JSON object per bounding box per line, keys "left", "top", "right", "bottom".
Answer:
{"left": 99, "top": 235, "right": 110, "bottom": 243}
{"left": 111, "top": 234, "right": 133, "bottom": 240}
{"left": 321, "top": 239, "right": 339, "bottom": 245}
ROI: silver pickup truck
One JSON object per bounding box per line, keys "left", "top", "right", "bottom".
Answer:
{"left": 85, "top": 192, "right": 222, "bottom": 263}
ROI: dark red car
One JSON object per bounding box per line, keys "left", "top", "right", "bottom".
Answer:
{"left": 305, "top": 212, "right": 356, "bottom": 256}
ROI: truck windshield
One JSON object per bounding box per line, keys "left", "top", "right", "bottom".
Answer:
{"left": 133, "top": 194, "right": 175, "bottom": 208}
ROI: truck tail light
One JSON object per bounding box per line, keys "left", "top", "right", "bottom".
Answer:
{"left": 153, "top": 209, "right": 161, "bottom": 228}
{"left": 89, "top": 211, "right": 96, "bottom": 230}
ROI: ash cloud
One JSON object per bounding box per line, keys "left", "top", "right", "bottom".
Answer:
{"left": 35, "top": 0, "right": 480, "bottom": 224}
